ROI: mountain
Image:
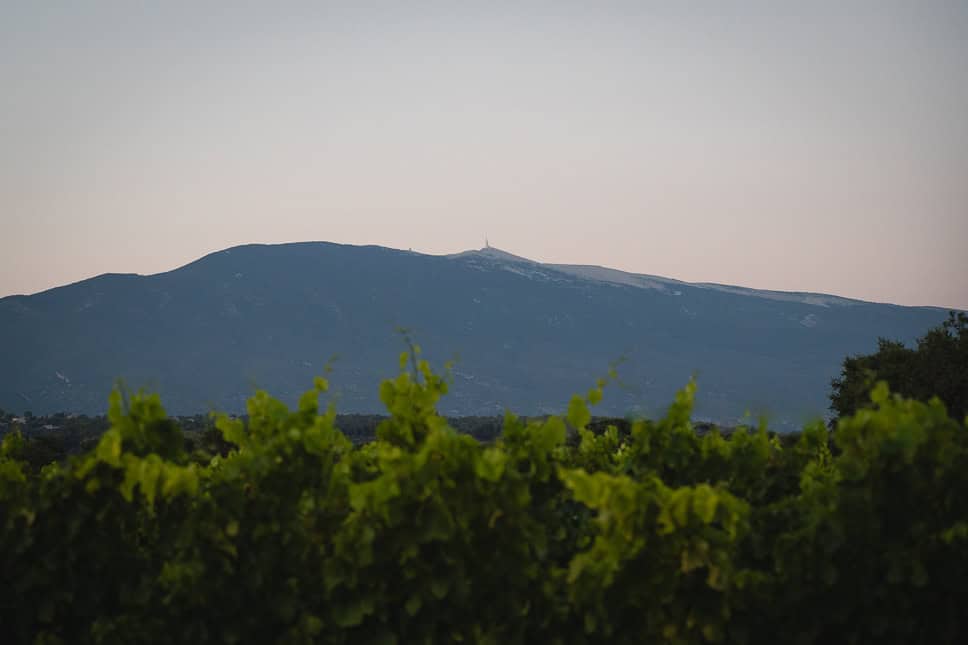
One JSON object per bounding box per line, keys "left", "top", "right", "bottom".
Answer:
{"left": 0, "top": 242, "right": 950, "bottom": 428}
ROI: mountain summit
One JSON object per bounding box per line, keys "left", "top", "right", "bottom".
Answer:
{"left": 0, "top": 242, "right": 948, "bottom": 426}
{"left": 453, "top": 245, "right": 858, "bottom": 307}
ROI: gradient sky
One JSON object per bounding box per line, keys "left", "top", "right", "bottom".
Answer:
{"left": 2, "top": 1, "right": 967, "bottom": 308}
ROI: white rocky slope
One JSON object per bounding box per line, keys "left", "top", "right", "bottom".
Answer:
{"left": 449, "top": 246, "right": 861, "bottom": 308}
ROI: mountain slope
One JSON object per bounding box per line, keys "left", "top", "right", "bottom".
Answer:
{"left": 0, "top": 242, "right": 949, "bottom": 427}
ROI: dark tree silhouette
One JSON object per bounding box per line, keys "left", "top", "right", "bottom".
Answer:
{"left": 831, "top": 311, "right": 968, "bottom": 420}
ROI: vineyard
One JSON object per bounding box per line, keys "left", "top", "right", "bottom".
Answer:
{"left": 1, "top": 351, "right": 967, "bottom": 644}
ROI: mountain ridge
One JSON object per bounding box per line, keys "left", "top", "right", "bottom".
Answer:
{"left": 5, "top": 241, "right": 948, "bottom": 310}
{"left": 0, "top": 241, "right": 950, "bottom": 427}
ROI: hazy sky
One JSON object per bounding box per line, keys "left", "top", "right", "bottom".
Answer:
{"left": 2, "top": 1, "right": 967, "bottom": 308}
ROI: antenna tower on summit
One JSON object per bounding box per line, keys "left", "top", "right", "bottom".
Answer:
{"left": 485, "top": 234, "right": 490, "bottom": 249}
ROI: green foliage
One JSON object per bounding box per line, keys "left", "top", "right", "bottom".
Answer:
{"left": 831, "top": 310, "right": 968, "bottom": 420}
{"left": 1, "top": 357, "right": 967, "bottom": 644}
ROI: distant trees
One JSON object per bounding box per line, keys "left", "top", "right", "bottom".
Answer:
{"left": 830, "top": 311, "right": 968, "bottom": 420}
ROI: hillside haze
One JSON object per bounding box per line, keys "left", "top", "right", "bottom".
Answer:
{"left": 0, "top": 242, "right": 949, "bottom": 428}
